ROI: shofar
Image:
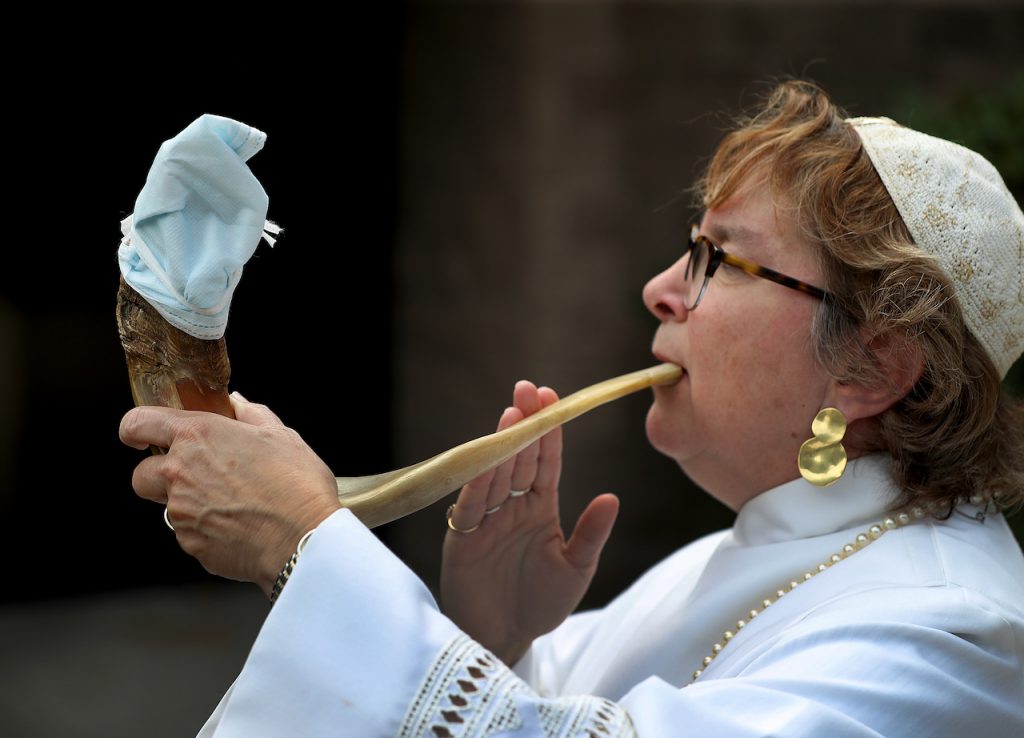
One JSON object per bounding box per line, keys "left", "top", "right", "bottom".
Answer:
{"left": 116, "top": 279, "right": 681, "bottom": 528}
{"left": 117, "top": 277, "right": 235, "bottom": 419}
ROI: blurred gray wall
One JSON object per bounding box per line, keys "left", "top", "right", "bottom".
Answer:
{"left": 2, "top": 2, "right": 1022, "bottom": 737}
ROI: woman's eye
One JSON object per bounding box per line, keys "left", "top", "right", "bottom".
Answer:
{"left": 717, "top": 262, "right": 748, "bottom": 282}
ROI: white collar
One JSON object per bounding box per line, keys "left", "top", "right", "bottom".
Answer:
{"left": 732, "top": 455, "right": 898, "bottom": 547}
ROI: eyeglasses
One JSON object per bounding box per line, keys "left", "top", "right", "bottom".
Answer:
{"left": 681, "top": 224, "right": 830, "bottom": 310}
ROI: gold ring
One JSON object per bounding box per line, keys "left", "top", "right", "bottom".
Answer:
{"left": 446, "top": 504, "right": 481, "bottom": 534}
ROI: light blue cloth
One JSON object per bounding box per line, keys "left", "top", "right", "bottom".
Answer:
{"left": 118, "top": 114, "right": 278, "bottom": 339}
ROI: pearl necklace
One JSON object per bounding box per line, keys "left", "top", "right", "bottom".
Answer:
{"left": 687, "top": 496, "right": 988, "bottom": 684}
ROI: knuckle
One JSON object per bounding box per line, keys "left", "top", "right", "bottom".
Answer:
{"left": 160, "top": 456, "right": 189, "bottom": 486}
{"left": 119, "top": 409, "right": 143, "bottom": 443}
{"left": 176, "top": 417, "right": 210, "bottom": 443}
{"left": 131, "top": 463, "right": 152, "bottom": 494}
{"left": 257, "top": 423, "right": 282, "bottom": 440}
{"left": 283, "top": 427, "right": 306, "bottom": 446}
{"left": 177, "top": 533, "right": 206, "bottom": 560}
{"left": 251, "top": 424, "right": 284, "bottom": 449}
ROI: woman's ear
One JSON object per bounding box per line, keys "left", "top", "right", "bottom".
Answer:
{"left": 823, "top": 331, "right": 925, "bottom": 423}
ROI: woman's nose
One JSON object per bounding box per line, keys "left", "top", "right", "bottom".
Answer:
{"left": 643, "top": 257, "right": 690, "bottom": 322}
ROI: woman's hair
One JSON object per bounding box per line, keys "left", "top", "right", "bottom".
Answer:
{"left": 694, "top": 79, "right": 1024, "bottom": 514}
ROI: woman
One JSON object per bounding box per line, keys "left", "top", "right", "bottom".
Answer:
{"left": 121, "top": 81, "right": 1024, "bottom": 737}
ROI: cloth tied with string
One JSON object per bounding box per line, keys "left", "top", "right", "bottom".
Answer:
{"left": 118, "top": 113, "right": 280, "bottom": 340}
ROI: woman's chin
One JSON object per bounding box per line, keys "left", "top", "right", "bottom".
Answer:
{"left": 644, "top": 404, "right": 681, "bottom": 460}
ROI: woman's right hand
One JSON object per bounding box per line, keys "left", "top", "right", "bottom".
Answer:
{"left": 440, "top": 380, "right": 620, "bottom": 665}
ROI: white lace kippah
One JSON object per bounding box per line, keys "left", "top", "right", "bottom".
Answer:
{"left": 848, "top": 117, "right": 1024, "bottom": 378}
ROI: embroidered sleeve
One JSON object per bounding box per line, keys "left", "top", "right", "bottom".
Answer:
{"left": 399, "top": 633, "right": 637, "bottom": 738}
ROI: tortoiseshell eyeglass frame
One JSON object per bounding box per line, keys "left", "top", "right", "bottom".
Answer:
{"left": 684, "top": 224, "right": 831, "bottom": 309}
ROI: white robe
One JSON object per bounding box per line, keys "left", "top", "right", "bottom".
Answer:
{"left": 198, "top": 455, "right": 1024, "bottom": 737}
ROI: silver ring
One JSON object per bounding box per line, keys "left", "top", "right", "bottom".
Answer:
{"left": 163, "top": 507, "right": 175, "bottom": 531}
{"left": 446, "top": 504, "right": 480, "bottom": 534}
{"left": 484, "top": 503, "right": 503, "bottom": 515}
{"left": 508, "top": 488, "right": 531, "bottom": 498}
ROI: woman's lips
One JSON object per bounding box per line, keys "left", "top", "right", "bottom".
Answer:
{"left": 651, "top": 353, "right": 686, "bottom": 387}
{"left": 653, "top": 350, "right": 684, "bottom": 372}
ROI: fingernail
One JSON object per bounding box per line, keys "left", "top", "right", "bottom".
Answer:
{"left": 231, "top": 390, "right": 248, "bottom": 402}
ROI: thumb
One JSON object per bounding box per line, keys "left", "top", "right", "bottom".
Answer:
{"left": 564, "top": 493, "right": 619, "bottom": 572}
{"left": 230, "top": 391, "right": 286, "bottom": 428}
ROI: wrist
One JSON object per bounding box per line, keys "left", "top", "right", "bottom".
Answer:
{"left": 258, "top": 500, "right": 342, "bottom": 597}
{"left": 268, "top": 528, "right": 317, "bottom": 603}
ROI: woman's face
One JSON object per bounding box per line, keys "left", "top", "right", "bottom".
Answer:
{"left": 643, "top": 180, "right": 831, "bottom": 510}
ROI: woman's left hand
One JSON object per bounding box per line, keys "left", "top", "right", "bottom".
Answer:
{"left": 119, "top": 394, "right": 341, "bottom": 597}
{"left": 440, "top": 381, "right": 620, "bottom": 665}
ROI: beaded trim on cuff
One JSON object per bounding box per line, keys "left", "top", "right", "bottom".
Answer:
{"left": 270, "top": 529, "right": 316, "bottom": 604}
{"left": 398, "top": 633, "right": 637, "bottom": 738}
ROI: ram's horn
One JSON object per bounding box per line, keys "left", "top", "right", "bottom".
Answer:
{"left": 117, "top": 277, "right": 681, "bottom": 527}
{"left": 116, "top": 277, "right": 235, "bottom": 426}
{"left": 337, "top": 362, "right": 681, "bottom": 528}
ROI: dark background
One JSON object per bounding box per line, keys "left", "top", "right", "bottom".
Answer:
{"left": 1, "top": 2, "right": 1022, "bottom": 736}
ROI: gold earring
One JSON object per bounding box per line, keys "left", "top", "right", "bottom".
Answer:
{"left": 798, "top": 408, "right": 848, "bottom": 486}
